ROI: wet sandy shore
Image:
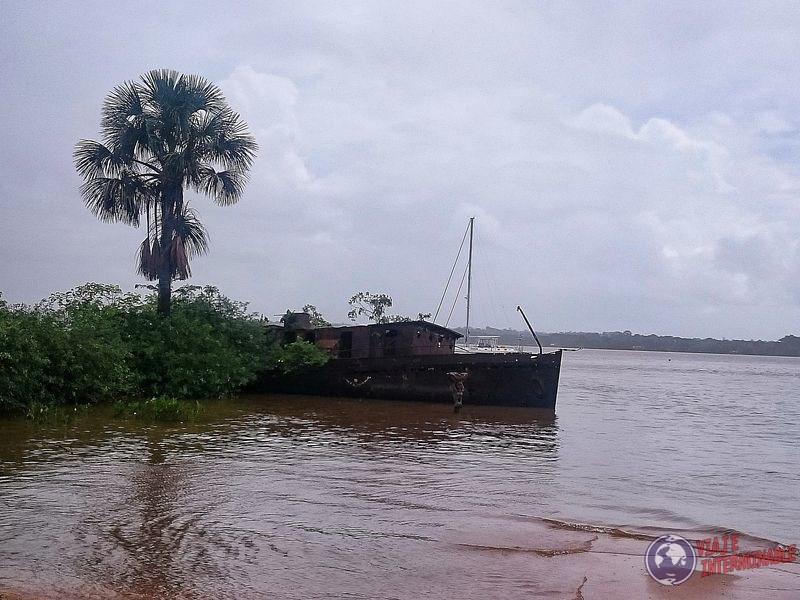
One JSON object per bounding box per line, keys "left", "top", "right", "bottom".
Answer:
{"left": 2, "top": 519, "right": 798, "bottom": 599}
{"left": 445, "top": 519, "right": 800, "bottom": 600}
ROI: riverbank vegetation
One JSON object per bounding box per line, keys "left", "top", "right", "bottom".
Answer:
{"left": 113, "top": 396, "right": 202, "bottom": 422}
{"left": 464, "top": 326, "right": 800, "bottom": 357}
{"left": 0, "top": 283, "right": 327, "bottom": 416}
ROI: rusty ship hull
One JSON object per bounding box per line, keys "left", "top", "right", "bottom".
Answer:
{"left": 255, "top": 349, "right": 562, "bottom": 409}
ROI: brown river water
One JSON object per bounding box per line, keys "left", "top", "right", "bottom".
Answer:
{"left": 1, "top": 349, "right": 799, "bottom": 598}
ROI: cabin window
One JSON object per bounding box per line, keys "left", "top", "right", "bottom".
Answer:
{"left": 338, "top": 331, "right": 353, "bottom": 358}
{"left": 304, "top": 331, "right": 316, "bottom": 343}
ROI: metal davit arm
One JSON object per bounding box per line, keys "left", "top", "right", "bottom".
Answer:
{"left": 517, "top": 305, "right": 543, "bottom": 356}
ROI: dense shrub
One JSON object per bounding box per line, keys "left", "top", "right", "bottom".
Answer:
{"left": 0, "top": 284, "right": 328, "bottom": 414}
{"left": 122, "top": 285, "right": 273, "bottom": 398}
{"left": 266, "top": 340, "right": 331, "bottom": 374}
{"left": 0, "top": 300, "right": 70, "bottom": 412}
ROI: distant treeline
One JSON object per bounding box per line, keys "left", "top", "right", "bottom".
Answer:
{"left": 458, "top": 327, "right": 800, "bottom": 357}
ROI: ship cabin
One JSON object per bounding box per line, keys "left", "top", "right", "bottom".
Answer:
{"left": 277, "top": 313, "right": 463, "bottom": 360}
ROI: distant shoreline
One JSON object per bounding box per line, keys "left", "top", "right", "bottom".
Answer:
{"left": 458, "top": 327, "right": 800, "bottom": 358}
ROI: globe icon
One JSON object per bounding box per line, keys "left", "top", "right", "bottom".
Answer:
{"left": 645, "top": 535, "right": 696, "bottom": 585}
{"left": 655, "top": 542, "right": 687, "bottom": 567}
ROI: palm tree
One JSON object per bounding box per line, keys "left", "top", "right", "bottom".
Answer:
{"left": 75, "top": 69, "right": 257, "bottom": 315}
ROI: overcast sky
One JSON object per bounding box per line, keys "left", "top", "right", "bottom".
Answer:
{"left": 2, "top": 1, "right": 800, "bottom": 339}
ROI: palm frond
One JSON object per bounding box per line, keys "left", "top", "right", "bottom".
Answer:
{"left": 139, "top": 69, "right": 230, "bottom": 150}
{"left": 140, "top": 69, "right": 181, "bottom": 108}
{"left": 99, "top": 81, "right": 151, "bottom": 159}
{"left": 180, "top": 146, "right": 204, "bottom": 187}
{"left": 79, "top": 171, "right": 147, "bottom": 225}
{"left": 174, "top": 205, "right": 209, "bottom": 257}
{"left": 74, "top": 140, "right": 125, "bottom": 179}
{"left": 195, "top": 108, "right": 258, "bottom": 171}
{"left": 197, "top": 166, "right": 248, "bottom": 206}
{"left": 138, "top": 69, "right": 182, "bottom": 151}
{"left": 170, "top": 236, "right": 191, "bottom": 280}
{"left": 151, "top": 238, "right": 161, "bottom": 275}
{"left": 136, "top": 237, "right": 159, "bottom": 280}
{"left": 179, "top": 73, "right": 226, "bottom": 113}
{"left": 100, "top": 81, "right": 144, "bottom": 135}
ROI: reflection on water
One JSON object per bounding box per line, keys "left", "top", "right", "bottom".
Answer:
{"left": 0, "top": 396, "right": 561, "bottom": 599}
{"left": 95, "top": 441, "right": 203, "bottom": 598}
{"left": 1, "top": 350, "right": 799, "bottom": 598}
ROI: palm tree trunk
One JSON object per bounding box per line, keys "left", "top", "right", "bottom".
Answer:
{"left": 157, "top": 224, "right": 173, "bottom": 316}
{"left": 156, "top": 185, "right": 179, "bottom": 316}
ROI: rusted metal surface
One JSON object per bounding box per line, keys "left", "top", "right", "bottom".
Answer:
{"left": 255, "top": 350, "right": 563, "bottom": 409}
{"left": 278, "top": 320, "right": 462, "bottom": 359}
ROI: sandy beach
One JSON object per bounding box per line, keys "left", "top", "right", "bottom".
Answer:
{"left": 2, "top": 518, "right": 798, "bottom": 599}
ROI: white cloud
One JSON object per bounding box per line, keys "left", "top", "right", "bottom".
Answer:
{"left": 220, "top": 67, "right": 315, "bottom": 191}
{"left": 570, "top": 104, "right": 636, "bottom": 138}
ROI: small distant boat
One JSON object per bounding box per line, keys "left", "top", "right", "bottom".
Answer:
{"left": 456, "top": 335, "right": 518, "bottom": 354}
{"left": 257, "top": 219, "right": 562, "bottom": 409}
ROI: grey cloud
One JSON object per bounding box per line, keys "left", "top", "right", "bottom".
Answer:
{"left": 2, "top": 2, "right": 800, "bottom": 339}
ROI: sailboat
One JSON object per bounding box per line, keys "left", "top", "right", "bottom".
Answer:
{"left": 255, "top": 219, "right": 563, "bottom": 409}
{"left": 439, "top": 217, "right": 543, "bottom": 355}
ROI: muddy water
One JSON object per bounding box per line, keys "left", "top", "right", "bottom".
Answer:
{"left": 1, "top": 350, "right": 799, "bottom": 598}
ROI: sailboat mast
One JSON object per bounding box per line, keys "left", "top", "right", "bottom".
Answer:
{"left": 465, "top": 217, "right": 474, "bottom": 345}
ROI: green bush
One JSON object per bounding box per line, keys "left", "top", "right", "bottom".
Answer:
{"left": 266, "top": 340, "right": 330, "bottom": 374}
{"left": 0, "top": 303, "right": 62, "bottom": 412}
{"left": 123, "top": 285, "right": 273, "bottom": 399}
{"left": 0, "top": 284, "right": 286, "bottom": 415}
